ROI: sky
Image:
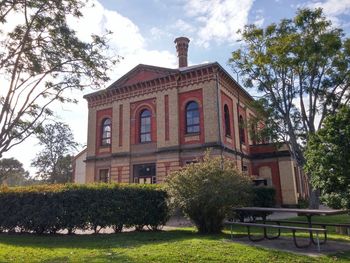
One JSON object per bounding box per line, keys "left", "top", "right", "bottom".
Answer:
{"left": 2, "top": 0, "right": 350, "bottom": 176}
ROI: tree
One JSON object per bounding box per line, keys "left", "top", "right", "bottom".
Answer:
{"left": 31, "top": 122, "right": 77, "bottom": 183}
{"left": 230, "top": 8, "right": 350, "bottom": 207}
{"left": 0, "top": 0, "right": 117, "bottom": 158}
{"left": 0, "top": 157, "right": 29, "bottom": 186}
{"left": 166, "top": 152, "right": 252, "bottom": 234}
{"left": 305, "top": 106, "right": 350, "bottom": 209}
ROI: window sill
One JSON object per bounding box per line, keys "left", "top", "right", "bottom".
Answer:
{"left": 138, "top": 141, "right": 153, "bottom": 144}
{"left": 185, "top": 132, "right": 200, "bottom": 137}
{"left": 100, "top": 144, "right": 111, "bottom": 148}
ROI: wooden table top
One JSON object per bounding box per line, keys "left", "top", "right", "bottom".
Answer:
{"left": 233, "top": 207, "right": 348, "bottom": 215}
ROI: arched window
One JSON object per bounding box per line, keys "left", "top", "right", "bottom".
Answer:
{"left": 239, "top": 115, "right": 246, "bottom": 144}
{"left": 186, "top": 101, "right": 200, "bottom": 134}
{"left": 140, "top": 109, "right": 151, "bottom": 142}
{"left": 224, "top": 104, "right": 231, "bottom": 137}
{"left": 101, "top": 118, "right": 111, "bottom": 146}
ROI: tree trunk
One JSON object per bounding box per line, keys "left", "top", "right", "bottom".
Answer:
{"left": 286, "top": 127, "right": 320, "bottom": 209}
{"left": 308, "top": 187, "right": 320, "bottom": 209}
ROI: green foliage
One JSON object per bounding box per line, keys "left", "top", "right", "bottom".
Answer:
{"left": 235, "top": 186, "right": 276, "bottom": 220}
{"left": 31, "top": 122, "right": 77, "bottom": 183}
{"left": 2, "top": 225, "right": 350, "bottom": 262}
{"left": 166, "top": 152, "right": 252, "bottom": 234}
{"left": 230, "top": 8, "right": 350, "bottom": 168}
{"left": 0, "top": 0, "right": 118, "bottom": 157}
{"left": 0, "top": 158, "right": 29, "bottom": 186}
{"left": 298, "top": 197, "right": 309, "bottom": 209}
{"left": 252, "top": 186, "right": 276, "bottom": 208}
{"left": 0, "top": 184, "right": 169, "bottom": 234}
{"left": 305, "top": 106, "right": 350, "bottom": 209}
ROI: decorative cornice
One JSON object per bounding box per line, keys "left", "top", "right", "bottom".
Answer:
{"left": 83, "top": 63, "right": 243, "bottom": 108}
{"left": 84, "top": 142, "right": 291, "bottom": 162}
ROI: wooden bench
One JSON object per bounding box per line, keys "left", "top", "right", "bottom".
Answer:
{"left": 226, "top": 221, "right": 327, "bottom": 251}
{"left": 257, "top": 220, "right": 350, "bottom": 241}
{"left": 267, "top": 220, "right": 350, "bottom": 230}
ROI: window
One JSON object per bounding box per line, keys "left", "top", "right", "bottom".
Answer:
{"left": 185, "top": 101, "right": 200, "bottom": 134}
{"left": 133, "top": 163, "right": 156, "bottom": 184}
{"left": 99, "top": 169, "right": 110, "bottom": 183}
{"left": 101, "top": 118, "right": 111, "bottom": 146}
{"left": 140, "top": 109, "right": 151, "bottom": 142}
{"left": 224, "top": 104, "right": 231, "bottom": 137}
{"left": 239, "top": 115, "right": 245, "bottom": 144}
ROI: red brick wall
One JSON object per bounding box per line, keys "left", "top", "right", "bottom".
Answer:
{"left": 119, "top": 104, "right": 123, "bottom": 147}
{"left": 252, "top": 161, "right": 283, "bottom": 205}
{"left": 165, "top": 95, "right": 169, "bottom": 141}
{"left": 124, "top": 70, "right": 165, "bottom": 86}
{"left": 178, "top": 89, "right": 204, "bottom": 145}
{"left": 130, "top": 98, "right": 157, "bottom": 144}
{"left": 96, "top": 108, "right": 112, "bottom": 155}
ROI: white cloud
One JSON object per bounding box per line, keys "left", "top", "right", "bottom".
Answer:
{"left": 2, "top": 0, "right": 178, "bottom": 175}
{"left": 306, "top": 0, "right": 350, "bottom": 26}
{"left": 69, "top": 0, "right": 177, "bottom": 75}
{"left": 183, "top": 0, "right": 255, "bottom": 47}
{"left": 253, "top": 9, "right": 265, "bottom": 27}
{"left": 173, "top": 19, "right": 196, "bottom": 33}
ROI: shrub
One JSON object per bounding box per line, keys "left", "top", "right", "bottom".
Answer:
{"left": 235, "top": 186, "right": 276, "bottom": 221}
{"left": 298, "top": 197, "right": 309, "bottom": 209}
{"left": 0, "top": 184, "right": 169, "bottom": 234}
{"left": 166, "top": 152, "right": 252, "bottom": 234}
{"left": 252, "top": 186, "right": 276, "bottom": 207}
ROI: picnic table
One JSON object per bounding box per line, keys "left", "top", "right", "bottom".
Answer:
{"left": 228, "top": 207, "right": 349, "bottom": 251}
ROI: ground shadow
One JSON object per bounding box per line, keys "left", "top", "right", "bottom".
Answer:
{"left": 0, "top": 229, "right": 232, "bottom": 250}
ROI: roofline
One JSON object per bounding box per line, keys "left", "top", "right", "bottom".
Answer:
{"left": 213, "top": 62, "right": 255, "bottom": 101}
{"left": 73, "top": 148, "right": 87, "bottom": 161}
{"left": 83, "top": 62, "right": 254, "bottom": 102}
{"left": 106, "top": 64, "right": 178, "bottom": 90}
{"left": 83, "top": 64, "right": 178, "bottom": 99}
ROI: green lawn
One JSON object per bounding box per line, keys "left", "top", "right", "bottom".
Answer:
{"left": 0, "top": 215, "right": 350, "bottom": 262}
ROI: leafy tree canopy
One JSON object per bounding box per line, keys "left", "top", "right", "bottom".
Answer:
{"left": 0, "top": 157, "right": 29, "bottom": 186}
{"left": 0, "top": 0, "right": 117, "bottom": 158}
{"left": 230, "top": 8, "right": 350, "bottom": 167}
{"left": 31, "top": 122, "right": 78, "bottom": 183}
{"left": 305, "top": 106, "right": 350, "bottom": 209}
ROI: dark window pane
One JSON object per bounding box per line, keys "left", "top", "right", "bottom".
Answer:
{"left": 99, "top": 169, "right": 109, "bottom": 183}
{"left": 140, "top": 109, "right": 152, "bottom": 142}
{"left": 185, "top": 101, "right": 200, "bottom": 134}
{"left": 101, "top": 118, "right": 111, "bottom": 146}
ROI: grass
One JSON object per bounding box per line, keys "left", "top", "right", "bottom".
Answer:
{"left": 0, "top": 215, "right": 349, "bottom": 262}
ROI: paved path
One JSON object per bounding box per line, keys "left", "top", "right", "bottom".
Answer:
{"left": 230, "top": 236, "right": 350, "bottom": 257}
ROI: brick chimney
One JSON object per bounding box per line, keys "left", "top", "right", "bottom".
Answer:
{"left": 174, "top": 37, "right": 190, "bottom": 68}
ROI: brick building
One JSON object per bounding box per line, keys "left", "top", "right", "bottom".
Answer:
{"left": 80, "top": 37, "right": 308, "bottom": 206}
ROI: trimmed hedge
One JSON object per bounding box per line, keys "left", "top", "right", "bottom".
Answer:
{"left": 252, "top": 186, "right": 276, "bottom": 208}
{"left": 0, "top": 184, "right": 169, "bottom": 234}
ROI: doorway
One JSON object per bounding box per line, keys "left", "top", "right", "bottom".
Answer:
{"left": 133, "top": 163, "right": 156, "bottom": 184}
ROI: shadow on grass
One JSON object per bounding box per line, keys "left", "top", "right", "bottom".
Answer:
{"left": 0, "top": 229, "right": 233, "bottom": 250}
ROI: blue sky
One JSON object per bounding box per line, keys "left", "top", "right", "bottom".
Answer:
{"left": 3, "top": 0, "right": 350, "bottom": 176}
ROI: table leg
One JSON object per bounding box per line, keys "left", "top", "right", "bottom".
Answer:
{"left": 307, "top": 215, "right": 327, "bottom": 245}
{"left": 262, "top": 214, "right": 267, "bottom": 238}
{"left": 262, "top": 213, "right": 280, "bottom": 240}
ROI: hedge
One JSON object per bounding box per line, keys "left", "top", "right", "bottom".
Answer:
{"left": 0, "top": 184, "right": 169, "bottom": 234}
